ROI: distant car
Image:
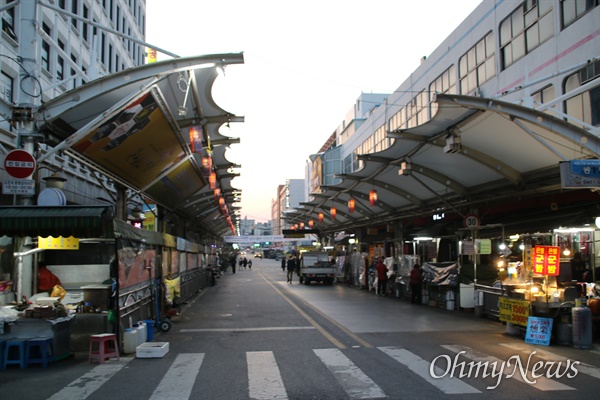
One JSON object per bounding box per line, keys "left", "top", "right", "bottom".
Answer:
{"left": 254, "top": 253, "right": 262, "bottom": 258}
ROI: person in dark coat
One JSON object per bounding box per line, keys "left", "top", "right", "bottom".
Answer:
{"left": 281, "top": 257, "right": 286, "bottom": 271}
{"left": 375, "top": 257, "right": 389, "bottom": 296}
{"left": 409, "top": 264, "right": 423, "bottom": 304}
{"left": 286, "top": 256, "right": 297, "bottom": 284}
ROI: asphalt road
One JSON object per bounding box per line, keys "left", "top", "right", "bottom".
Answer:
{"left": 2, "top": 257, "right": 600, "bottom": 399}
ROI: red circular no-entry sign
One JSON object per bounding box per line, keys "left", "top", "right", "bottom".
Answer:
{"left": 4, "top": 149, "right": 36, "bottom": 179}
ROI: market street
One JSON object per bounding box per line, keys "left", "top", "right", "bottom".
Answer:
{"left": 1, "top": 257, "right": 600, "bottom": 399}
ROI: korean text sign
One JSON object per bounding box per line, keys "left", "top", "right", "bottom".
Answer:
{"left": 532, "top": 246, "right": 560, "bottom": 276}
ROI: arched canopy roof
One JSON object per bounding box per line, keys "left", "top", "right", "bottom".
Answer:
{"left": 287, "top": 94, "right": 600, "bottom": 235}
{"left": 36, "top": 53, "right": 244, "bottom": 237}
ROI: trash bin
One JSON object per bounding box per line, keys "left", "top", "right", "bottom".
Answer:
{"left": 143, "top": 320, "right": 155, "bottom": 341}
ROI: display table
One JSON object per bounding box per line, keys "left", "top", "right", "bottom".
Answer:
{"left": 0, "top": 315, "right": 74, "bottom": 360}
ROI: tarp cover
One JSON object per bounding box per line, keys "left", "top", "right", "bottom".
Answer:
{"left": 422, "top": 261, "right": 458, "bottom": 286}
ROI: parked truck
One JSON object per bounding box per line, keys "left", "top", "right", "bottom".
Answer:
{"left": 299, "top": 252, "right": 336, "bottom": 285}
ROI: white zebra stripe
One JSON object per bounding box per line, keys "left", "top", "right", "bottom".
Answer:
{"left": 313, "top": 348, "right": 386, "bottom": 399}
{"left": 247, "top": 351, "right": 287, "bottom": 400}
{"left": 149, "top": 353, "right": 205, "bottom": 400}
{"left": 378, "top": 346, "right": 481, "bottom": 394}
{"left": 442, "top": 344, "right": 575, "bottom": 391}
{"left": 47, "top": 357, "right": 134, "bottom": 400}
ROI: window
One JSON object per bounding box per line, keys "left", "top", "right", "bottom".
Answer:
{"left": 564, "top": 62, "right": 600, "bottom": 128}
{"left": 429, "top": 65, "right": 457, "bottom": 117}
{"left": 2, "top": 0, "right": 17, "bottom": 40}
{"left": 70, "top": 53, "right": 78, "bottom": 88}
{"left": 389, "top": 108, "right": 406, "bottom": 132}
{"left": 459, "top": 32, "right": 495, "bottom": 94}
{"left": 532, "top": 85, "right": 556, "bottom": 114}
{"left": 82, "top": 5, "right": 89, "bottom": 41}
{"left": 41, "top": 23, "right": 51, "bottom": 72}
{"left": 406, "top": 91, "right": 429, "bottom": 128}
{"left": 0, "top": 71, "right": 13, "bottom": 103}
{"left": 57, "top": 39, "right": 65, "bottom": 81}
{"left": 71, "top": 0, "right": 78, "bottom": 29}
{"left": 561, "top": 0, "right": 599, "bottom": 28}
{"left": 500, "top": 1, "right": 553, "bottom": 70}
{"left": 373, "top": 125, "right": 389, "bottom": 152}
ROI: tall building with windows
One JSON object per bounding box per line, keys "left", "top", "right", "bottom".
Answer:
{"left": 1, "top": 1, "right": 147, "bottom": 207}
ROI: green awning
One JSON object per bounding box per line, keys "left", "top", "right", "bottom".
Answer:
{"left": 0, "top": 206, "right": 112, "bottom": 238}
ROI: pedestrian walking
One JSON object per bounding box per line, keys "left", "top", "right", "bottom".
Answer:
{"left": 375, "top": 257, "right": 389, "bottom": 296}
{"left": 242, "top": 257, "right": 248, "bottom": 269}
{"left": 230, "top": 255, "right": 237, "bottom": 274}
{"left": 286, "top": 256, "right": 297, "bottom": 284}
{"left": 248, "top": 260, "right": 252, "bottom": 269}
{"left": 281, "top": 257, "right": 286, "bottom": 271}
{"left": 410, "top": 264, "right": 423, "bottom": 304}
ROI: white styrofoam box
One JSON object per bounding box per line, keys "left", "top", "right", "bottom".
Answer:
{"left": 136, "top": 342, "right": 169, "bottom": 358}
{"left": 35, "top": 297, "right": 60, "bottom": 305}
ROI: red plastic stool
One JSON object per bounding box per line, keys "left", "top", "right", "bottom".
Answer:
{"left": 89, "top": 333, "right": 119, "bottom": 364}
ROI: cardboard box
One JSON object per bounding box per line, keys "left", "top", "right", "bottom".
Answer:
{"left": 136, "top": 342, "right": 169, "bottom": 358}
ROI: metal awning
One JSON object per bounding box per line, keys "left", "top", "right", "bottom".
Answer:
{"left": 36, "top": 54, "right": 244, "bottom": 237}
{"left": 287, "top": 94, "right": 600, "bottom": 236}
{"left": 0, "top": 206, "right": 113, "bottom": 237}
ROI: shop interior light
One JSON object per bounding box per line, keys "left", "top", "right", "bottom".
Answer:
{"left": 519, "top": 244, "right": 525, "bottom": 250}
{"left": 509, "top": 234, "right": 520, "bottom": 241}
{"left": 414, "top": 236, "right": 433, "bottom": 241}
{"left": 563, "top": 247, "right": 571, "bottom": 256}
{"left": 554, "top": 227, "right": 595, "bottom": 233}
{"left": 348, "top": 238, "right": 356, "bottom": 244}
{"left": 499, "top": 243, "right": 507, "bottom": 250}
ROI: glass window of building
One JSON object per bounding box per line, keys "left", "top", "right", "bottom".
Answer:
{"left": 564, "top": 61, "right": 600, "bottom": 128}
{"left": 500, "top": 1, "right": 553, "bottom": 70}
{"left": 41, "top": 23, "right": 51, "bottom": 73}
{"left": 389, "top": 106, "right": 406, "bottom": 132}
{"left": 373, "top": 125, "right": 389, "bottom": 153}
{"left": 561, "top": 0, "right": 599, "bottom": 29}
{"left": 2, "top": 0, "right": 17, "bottom": 40}
{"left": 531, "top": 84, "right": 557, "bottom": 115}
{"left": 0, "top": 71, "right": 13, "bottom": 103}
{"left": 429, "top": 65, "right": 457, "bottom": 117}
{"left": 406, "top": 90, "right": 428, "bottom": 128}
{"left": 82, "top": 5, "right": 89, "bottom": 42}
{"left": 459, "top": 32, "right": 495, "bottom": 95}
{"left": 71, "top": 0, "right": 78, "bottom": 29}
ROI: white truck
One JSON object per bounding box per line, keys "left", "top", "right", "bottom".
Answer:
{"left": 299, "top": 252, "right": 336, "bottom": 286}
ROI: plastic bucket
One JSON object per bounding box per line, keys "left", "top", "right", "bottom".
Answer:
{"left": 133, "top": 323, "right": 146, "bottom": 346}
{"left": 143, "top": 320, "right": 155, "bottom": 341}
{"left": 123, "top": 328, "right": 138, "bottom": 354}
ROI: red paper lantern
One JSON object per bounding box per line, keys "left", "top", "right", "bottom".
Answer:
{"left": 318, "top": 212, "right": 324, "bottom": 223}
{"left": 331, "top": 207, "right": 337, "bottom": 219}
{"left": 369, "top": 189, "right": 378, "bottom": 206}
{"left": 348, "top": 198, "right": 355, "bottom": 213}
{"left": 209, "top": 172, "right": 217, "bottom": 189}
{"left": 300, "top": 222, "right": 305, "bottom": 229}
{"left": 309, "top": 220, "right": 314, "bottom": 228}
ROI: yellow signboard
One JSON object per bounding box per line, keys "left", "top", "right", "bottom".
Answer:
{"left": 499, "top": 297, "right": 530, "bottom": 326}
{"left": 38, "top": 236, "right": 80, "bottom": 250}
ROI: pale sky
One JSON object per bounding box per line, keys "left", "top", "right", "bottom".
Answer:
{"left": 145, "top": 0, "right": 482, "bottom": 223}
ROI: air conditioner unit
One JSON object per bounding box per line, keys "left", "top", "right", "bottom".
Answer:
{"left": 444, "top": 142, "right": 462, "bottom": 153}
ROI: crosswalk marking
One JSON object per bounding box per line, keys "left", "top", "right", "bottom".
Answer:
{"left": 378, "top": 346, "right": 481, "bottom": 394}
{"left": 149, "top": 353, "right": 204, "bottom": 400}
{"left": 47, "top": 357, "right": 134, "bottom": 400}
{"left": 247, "top": 351, "right": 287, "bottom": 400}
{"left": 499, "top": 342, "right": 600, "bottom": 380}
{"left": 313, "top": 348, "right": 386, "bottom": 399}
{"left": 442, "top": 344, "right": 575, "bottom": 391}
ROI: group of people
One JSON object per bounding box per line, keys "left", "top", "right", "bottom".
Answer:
{"left": 371, "top": 257, "right": 423, "bottom": 304}
{"left": 238, "top": 257, "right": 252, "bottom": 270}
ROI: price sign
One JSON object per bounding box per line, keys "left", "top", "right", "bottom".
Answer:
{"left": 464, "top": 214, "right": 480, "bottom": 229}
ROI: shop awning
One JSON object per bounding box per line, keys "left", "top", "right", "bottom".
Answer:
{"left": 113, "top": 219, "right": 165, "bottom": 246}
{"left": 0, "top": 206, "right": 113, "bottom": 238}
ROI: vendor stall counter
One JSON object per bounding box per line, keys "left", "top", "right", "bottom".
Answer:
{"left": 0, "top": 315, "right": 74, "bottom": 360}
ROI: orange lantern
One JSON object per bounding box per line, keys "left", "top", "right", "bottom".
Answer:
{"left": 202, "top": 155, "right": 212, "bottom": 170}
{"left": 300, "top": 222, "right": 305, "bottom": 229}
{"left": 348, "top": 198, "right": 355, "bottom": 213}
{"left": 189, "top": 125, "right": 203, "bottom": 153}
{"left": 369, "top": 189, "right": 378, "bottom": 206}
{"left": 318, "top": 212, "right": 324, "bottom": 223}
{"left": 309, "top": 220, "right": 314, "bottom": 228}
{"left": 209, "top": 172, "right": 217, "bottom": 189}
{"left": 213, "top": 188, "right": 221, "bottom": 199}
{"left": 331, "top": 207, "right": 337, "bottom": 220}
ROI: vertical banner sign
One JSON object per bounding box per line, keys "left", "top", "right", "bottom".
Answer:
{"left": 189, "top": 125, "right": 203, "bottom": 153}
{"left": 147, "top": 48, "right": 157, "bottom": 63}
{"left": 532, "top": 246, "right": 560, "bottom": 276}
